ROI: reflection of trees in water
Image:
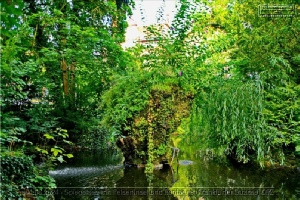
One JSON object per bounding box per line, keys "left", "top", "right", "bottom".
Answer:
{"left": 169, "top": 153, "right": 299, "bottom": 200}
{"left": 170, "top": 165, "right": 179, "bottom": 185}
{"left": 53, "top": 151, "right": 299, "bottom": 199}
{"left": 112, "top": 168, "right": 177, "bottom": 200}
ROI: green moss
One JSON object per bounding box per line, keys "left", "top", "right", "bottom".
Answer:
{"left": 104, "top": 76, "right": 193, "bottom": 169}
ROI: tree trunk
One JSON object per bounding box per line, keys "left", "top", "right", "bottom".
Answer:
{"left": 61, "top": 59, "right": 68, "bottom": 96}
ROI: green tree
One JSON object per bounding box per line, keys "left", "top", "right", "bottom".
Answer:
{"left": 1, "top": 0, "right": 133, "bottom": 197}
{"left": 186, "top": 0, "right": 300, "bottom": 166}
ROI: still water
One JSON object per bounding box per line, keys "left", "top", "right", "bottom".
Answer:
{"left": 50, "top": 149, "right": 300, "bottom": 200}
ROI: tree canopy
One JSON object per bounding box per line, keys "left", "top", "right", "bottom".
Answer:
{"left": 1, "top": 0, "right": 299, "bottom": 198}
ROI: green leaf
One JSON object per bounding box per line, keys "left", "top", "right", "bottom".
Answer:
{"left": 42, "top": 150, "right": 48, "bottom": 154}
{"left": 57, "top": 155, "right": 64, "bottom": 163}
{"left": 63, "top": 139, "right": 73, "bottom": 145}
{"left": 36, "top": 147, "right": 48, "bottom": 154}
{"left": 35, "top": 147, "right": 41, "bottom": 152}
{"left": 51, "top": 148, "right": 62, "bottom": 156}
{"left": 65, "top": 154, "right": 74, "bottom": 158}
{"left": 49, "top": 182, "right": 57, "bottom": 188}
{"left": 44, "top": 133, "right": 55, "bottom": 140}
{"left": 15, "top": 127, "right": 26, "bottom": 133}
{"left": 54, "top": 146, "right": 64, "bottom": 150}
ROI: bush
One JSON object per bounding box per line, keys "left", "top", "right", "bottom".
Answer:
{"left": 1, "top": 154, "right": 56, "bottom": 199}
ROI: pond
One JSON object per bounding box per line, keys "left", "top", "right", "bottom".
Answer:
{"left": 49, "top": 149, "right": 300, "bottom": 200}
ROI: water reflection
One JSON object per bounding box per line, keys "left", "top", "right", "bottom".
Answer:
{"left": 170, "top": 149, "right": 300, "bottom": 200}
{"left": 50, "top": 150, "right": 300, "bottom": 200}
{"left": 50, "top": 150, "right": 176, "bottom": 199}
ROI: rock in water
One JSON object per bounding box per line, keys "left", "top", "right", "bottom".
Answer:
{"left": 179, "top": 160, "right": 193, "bottom": 165}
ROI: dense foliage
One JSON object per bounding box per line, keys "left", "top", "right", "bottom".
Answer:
{"left": 187, "top": 0, "right": 300, "bottom": 166}
{"left": 1, "top": 0, "right": 133, "bottom": 198}
{"left": 101, "top": 0, "right": 299, "bottom": 170}
{"left": 0, "top": 0, "right": 299, "bottom": 197}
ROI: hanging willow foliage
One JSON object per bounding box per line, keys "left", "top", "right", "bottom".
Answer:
{"left": 192, "top": 79, "right": 283, "bottom": 167}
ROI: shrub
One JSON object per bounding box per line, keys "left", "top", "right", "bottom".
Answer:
{"left": 1, "top": 154, "right": 56, "bottom": 199}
